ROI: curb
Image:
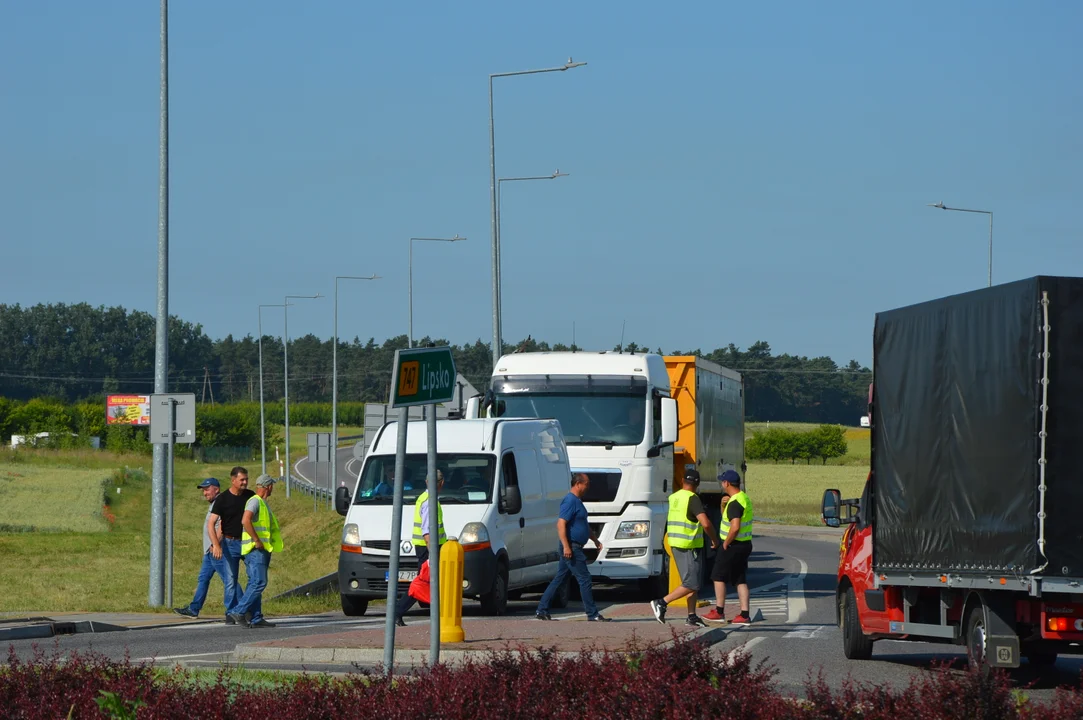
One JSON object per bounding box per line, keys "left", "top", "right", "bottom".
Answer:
{"left": 0, "top": 620, "right": 130, "bottom": 642}
{"left": 753, "top": 524, "right": 842, "bottom": 543}
{"left": 273, "top": 573, "right": 338, "bottom": 601}
{"left": 232, "top": 626, "right": 728, "bottom": 666}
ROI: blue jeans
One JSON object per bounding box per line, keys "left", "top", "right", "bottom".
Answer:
{"left": 537, "top": 543, "right": 597, "bottom": 617}
{"left": 233, "top": 549, "right": 271, "bottom": 624}
{"left": 186, "top": 551, "right": 236, "bottom": 615}
{"left": 221, "top": 538, "right": 245, "bottom": 614}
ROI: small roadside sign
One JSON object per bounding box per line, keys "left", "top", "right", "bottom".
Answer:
{"left": 149, "top": 394, "right": 196, "bottom": 444}
{"left": 389, "top": 346, "right": 457, "bottom": 408}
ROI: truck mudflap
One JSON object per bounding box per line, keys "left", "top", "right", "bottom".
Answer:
{"left": 979, "top": 593, "right": 1021, "bottom": 669}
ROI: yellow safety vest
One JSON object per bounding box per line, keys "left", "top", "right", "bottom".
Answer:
{"left": 728, "top": 490, "right": 754, "bottom": 542}
{"left": 666, "top": 489, "right": 703, "bottom": 549}
{"left": 241, "top": 496, "right": 283, "bottom": 555}
{"left": 412, "top": 491, "right": 447, "bottom": 547}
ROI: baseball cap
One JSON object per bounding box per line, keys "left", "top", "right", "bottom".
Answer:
{"left": 255, "top": 474, "right": 277, "bottom": 488}
{"left": 683, "top": 468, "right": 701, "bottom": 484}
{"left": 718, "top": 469, "right": 741, "bottom": 487}
{"left": 196, "top": 478, "right": 220, "bottom": 489}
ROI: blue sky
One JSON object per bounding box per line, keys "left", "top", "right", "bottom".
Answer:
{"left": 1, "top": 2, "right": 1080, "bottom": 367}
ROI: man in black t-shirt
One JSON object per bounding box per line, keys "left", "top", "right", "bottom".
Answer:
{"left": 706, "top": 470, "right": 753, "bottom": 624}
{"left": 207, "top": 466, "right": 255, "bottom": 622}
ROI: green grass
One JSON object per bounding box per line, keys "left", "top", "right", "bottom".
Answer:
{"left": 0, "top": 464, "right": 113, "bottom": 533}
{"left": 745, "top": 421, "right": 870, "bottom": 466}
{"left": 746, "top": 462, "right": 868, "bottom": 526}
{"left": 0, "top": 448, "right": 344, "bottom": 615}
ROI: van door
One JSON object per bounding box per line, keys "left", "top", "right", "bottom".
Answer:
{"left": 495, "top": 450, "right": 524, "bottom": 586}
{"left": 514, "top": 447, "right": 552, "bottom": 586}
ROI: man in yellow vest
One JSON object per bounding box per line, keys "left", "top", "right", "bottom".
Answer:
{"left": 228, "top": 474, "right": 283, "bottom": 629}
{"left": 705, "top": 469, "right": 754, "bottom": 624}
{"left": 396, "top": 469, "right": 446, "bottom": 626}
{"left": 650, "top": 469, "right": 720, "bottom": 626}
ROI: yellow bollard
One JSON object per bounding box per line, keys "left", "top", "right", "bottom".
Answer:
{"left": 440, "top": 539, "right": 466, "bottom": 643}
{"left": 663, "top": 534, "right": 681, "bottom": 595}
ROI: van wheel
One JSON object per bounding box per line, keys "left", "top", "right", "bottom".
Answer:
{"left": 341, "top": 595, "right": 369, "bottom": 617}
{"left": 841, "top": 586, "right": 873, "bottom": 660}
{"left": 480, "top": 566, "right": 509, "bottom": 616}
{"left": 551, "top": 576, "right": 572, "bottom": 609}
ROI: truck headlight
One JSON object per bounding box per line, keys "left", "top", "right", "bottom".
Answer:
{"left": 615, "top": 521, "right": 650, "bottom": 539}
{"left": 342, "top": 523, "right": 361, "bottom": 546}
{"left": 459, "top": 522, "right": 490, "bottom": 546}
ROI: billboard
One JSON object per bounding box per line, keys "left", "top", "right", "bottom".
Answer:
{"left": 107, "top": 395, "right": 151, "bottom": 426}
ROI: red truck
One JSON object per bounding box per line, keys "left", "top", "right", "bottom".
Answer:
{"left": 822, "top": 276, "right": 1083, "bottom": 670}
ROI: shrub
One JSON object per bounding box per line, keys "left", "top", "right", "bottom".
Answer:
{"left": 746, "top": 425, "right": 848, "bottom": 465}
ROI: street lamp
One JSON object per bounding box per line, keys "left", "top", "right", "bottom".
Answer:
{"left": 283, "top": 293, "right": 322, "bottom": 499}
{"left": 496, "top": 170, "right": 569, "bottom": 336}
{"left": 409, "top": 236, "right": 466, "bottom": 348}
{"left": 332, "top": 274, "right": 380, "bottom": 501}
{"left": 928, "top": 201, "right": 994, "bottom": 287}
{"left": 258, "top": 303, "right": 290, "bottom": 476}
{"left": 489, "top": 58, "right": 586, "bottom": 367}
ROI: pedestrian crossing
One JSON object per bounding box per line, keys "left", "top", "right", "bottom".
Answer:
{"left": 748, "top": 591, "right": 788, "bottom": 619}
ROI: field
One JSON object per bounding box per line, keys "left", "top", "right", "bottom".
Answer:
{"left": 0, "top": 448, "right": 343, "bottom": 615}
{"left": 0, "top": 464, "right": 113, "bottom": 533}
{"left": 746, "top": 462, "right": 867, "bottom": 526}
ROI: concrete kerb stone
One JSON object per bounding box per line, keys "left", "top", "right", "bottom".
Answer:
{"left": 752, "top": 524, "right": 843, "bottom": 543}
{"left": 232, "top": 625, "right": 729, "bottom": 667}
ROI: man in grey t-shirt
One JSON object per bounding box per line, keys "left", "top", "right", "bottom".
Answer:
{"left": 173, "top": 479, "right": 239, "bottom": 619}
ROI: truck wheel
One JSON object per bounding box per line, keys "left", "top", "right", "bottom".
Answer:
{"left": 551, "top": 576, "right": 572, "bottom": 609}
{"left": 1025, "top": 650, "right": 1058, "bottom": 668}
{"left": 841, "top": 586, "right": 873, "bottom": 660}
{"left": 341, "top": 595, "right": 369, "bottom": 617}
{"left": 480, "top": 565, "right": 509, "bottom": 616}
{"left": 965, "top": 606, "right": 989, "bottom": 670}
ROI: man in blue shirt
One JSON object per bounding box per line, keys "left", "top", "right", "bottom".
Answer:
{"left": 535, "top": 473, "right": 611, "bottom": 622}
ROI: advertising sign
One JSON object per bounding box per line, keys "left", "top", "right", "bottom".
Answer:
{"left": 107, "top": 395, "right": 151, "bottom": 426}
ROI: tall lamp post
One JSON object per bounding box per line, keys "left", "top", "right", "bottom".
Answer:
{"left": 283, "top": 293, "right": 322, "bottom": 498}
{"left": 258, "top": 303, "right": 290, "bottom": 476}
{"left": 928, "top": 201, "right": 994, "bottom": 287}
{"left": 332, "top": 275, "right": 380, "bottom": 501}
{"left": 409, "top": 236, "right": 466, "bottom": 348}
{"left": 497, "top": 170, "right": 569, "bottom": 337}
{"left": 489, "top": 58, "right": 586, "bottom": 367}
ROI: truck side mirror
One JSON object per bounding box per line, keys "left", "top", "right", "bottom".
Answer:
{"left": 335, "top": 485, "right": 351, "bottom": 517}
{"left": 500, "top": 485, "right": 522, "bottom": 515}
{"left": 661, "top": 397, "right": 678, "bottom": 445}
{"left": 821, "top": 488, "right": 841, "bottom": 528}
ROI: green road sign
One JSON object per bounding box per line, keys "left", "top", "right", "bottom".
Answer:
{"left": 390, "top": 346, "right": 457, "bottom": 408}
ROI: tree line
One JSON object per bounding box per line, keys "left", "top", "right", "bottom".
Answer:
{"left": 0, "top": 303, "right": 871, "bottom": 424}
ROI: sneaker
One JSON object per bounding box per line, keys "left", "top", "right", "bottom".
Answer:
{"left": 588, "top": 614, "right": 611, "bottom": 622}
{"left": 650, "top": 600, "right": 667, "bottom": 625}
{"left": 249, "top": 619, "right": 276, "bottom": 628}
{"left": 227, "top": 613, "right": 249, "bottom": 627}
{"left": 730, "top": 612, "right": 752, "bottom": 625}
{"left": 685, "top": 614, "right": 708, "bottom": 628}
{"left": 224, "top": 615, "right": 236, "bottom": 625}
{"left": 535, "top": 611, "right": 553, "bottom": 621}
{"left": 702, "top": 608, "right": 725, "bottom": 622}
{"left": 172, "top": 607, "right": 197, "bottom": 618}
{"left": 395, "top": 617, "right": 406, "bottom": 628}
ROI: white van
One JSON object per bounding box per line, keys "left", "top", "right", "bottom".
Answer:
{"left": 335, "top": 417, "right": 576, "bottom": 616}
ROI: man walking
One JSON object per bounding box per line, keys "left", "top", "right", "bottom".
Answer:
{"left": 705, "top": 469, "right": 754, "bottom": 624}
{"left": 207, "top": 466, "right": 255, "bottom": 623}
{"left": 396, "top": 470, "right": 445, "bottom": 626}
{"left": 536, "top": 473, "right": 611, "bottom": 622}
{"left": 173, "top": 478, "right": 237, "bottom": 618}
{"left": 650, "top": 469, "right": 720, "bottom": 626}
{"left": 228, "top": 475, "right": 282, "bottom": 628}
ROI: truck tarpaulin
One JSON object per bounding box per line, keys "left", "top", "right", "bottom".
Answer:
{"left": 872, "top": 276, "right": 1083, "bottom": 576}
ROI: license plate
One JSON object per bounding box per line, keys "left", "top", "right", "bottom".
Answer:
{"left": 385, "top": 570, "right": 417, "bottom": 582}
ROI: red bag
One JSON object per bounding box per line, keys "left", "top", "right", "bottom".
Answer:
{"left": 408, "top": 560, "right": 431, "bottom": 603}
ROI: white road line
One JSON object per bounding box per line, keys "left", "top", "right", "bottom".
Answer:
{"left": 787, "top": 558, "right": 809, "bottom": 624}
{"left": 751, "top": 556, "right": 808, "bottom": 596}
{"left": 782, "top": 624, "right": 829, "bottom": 639}
{"left": 345, "top": 457, "right": 360, "bottom": 477}
{"left": 135, "top": 651, "right": 230, "bottom": 662}
{"left": 725, "top": 635, "right": 766, "bottom": 665}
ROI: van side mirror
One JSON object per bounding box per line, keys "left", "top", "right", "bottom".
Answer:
{"left": 821, "top": 488, "right": 842, "bottom": 528}
{"left": 500, "top": 485, "right": 522, "bottom": 515}
{"left": 661, "top": 397, "right": 678, "bottom": 445}
{"left": 335, "top": 485, "right": 351, "bottom": 517}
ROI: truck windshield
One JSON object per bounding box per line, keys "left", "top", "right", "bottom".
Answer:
{"left": 494, "top": 393, "right": 646, "bottom": 446}
{"left": 353, "top": 454, "right": 495, "bottom": 505}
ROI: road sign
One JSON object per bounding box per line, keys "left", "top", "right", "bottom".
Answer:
{"left": 389, "top": 346, "right": 457, "bottom": 408}
{"left": 307, "top": 432, "right": 332, "bottom": 463}
{"left": 149, "top": 394, "right": 196, "bottom": 444}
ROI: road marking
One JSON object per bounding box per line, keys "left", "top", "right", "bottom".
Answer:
{"left": 751, "top": 556, "right": 808, "bottom": 596}
{"left": 345, "top": 457, "right": 360, "bottom": 476}
{"left": 787, "top": 558, "right": 809, "bottom": 624}
{"left": 135, "top": 651, "right": 230, "bottom": 662}
{"left": 783, "top": 624, "right": 830, "bottom": 639}
{"left": 724, "top": 635, "right": 766, "bottom": 665}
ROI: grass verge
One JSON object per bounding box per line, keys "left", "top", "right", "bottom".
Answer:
{"left": 747, "top": 462, "right": 867, "bottom": 526}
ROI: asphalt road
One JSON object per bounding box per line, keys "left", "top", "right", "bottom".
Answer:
{"left": 7, "top": 535, "right": 1082, "bottom": 699}
{"left": 293, "top": 445, "right": 361, "bottom": 498}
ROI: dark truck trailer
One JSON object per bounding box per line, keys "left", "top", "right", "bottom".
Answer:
{"left": 823, "top": 277, "right": 1083, "bottom": 670}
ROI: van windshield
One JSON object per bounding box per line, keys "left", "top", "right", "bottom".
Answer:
{"left": 353, "top": 454, "right": 495, "bottom": 505}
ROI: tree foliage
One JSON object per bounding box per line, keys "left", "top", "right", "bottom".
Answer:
{"left": 746, "top": 424, "right": 849, "bottom": 464}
